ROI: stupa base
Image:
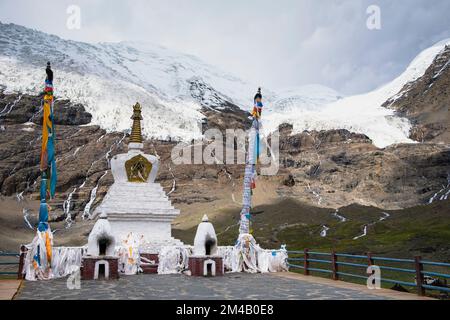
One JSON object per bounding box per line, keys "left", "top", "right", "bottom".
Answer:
{"left": 188, "top": 256, "right": 224, "bottom": 277}
{"left": 80, "top": 256, "right": 119, "bottom": 280}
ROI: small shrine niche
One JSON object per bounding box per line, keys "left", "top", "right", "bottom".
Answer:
{"left": 205, "top": 238, "right": 215, "bottom": 256}
{"left": 189, "top": 215, "right": 224, "bottom": 277}
{"left": 193, "top": 215, "right": 218, "bottom": 256}
{"left": 98, "top": 238, "right": 111, "bottom": 256}
{"left": 95, "top": 260, "right": 109, "bottom": 280}
{"left": 87, "top": 213, "right": 116, "bottom": 257}
{"left": 204, "top": 259, "right": 216, "bottom": 276}
{"left": 81, "top": 213, "right": 119, "bottom": 280}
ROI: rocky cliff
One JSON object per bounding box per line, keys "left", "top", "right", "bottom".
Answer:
{"left": 385, "top": 45, "right": 450, "bottom": 143}
{"left": 1, "top": 88, "right": 449, "bottom": 231}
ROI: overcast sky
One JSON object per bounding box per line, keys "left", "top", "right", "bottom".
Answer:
{"left": 1, "top": 0, "right": 449, "bottom": 95}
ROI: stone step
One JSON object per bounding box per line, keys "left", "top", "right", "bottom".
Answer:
{"left": 108, "top": 216, "right": 178, "bottom": 222}
{"left": 114, "top": 184, "right": 164, "bottom": 188}
{"left": 108, "top": 186, "right": 165, "bottom": 190}
{"left": 111, "top": 184, "right": 165, "bottom": 190}
{"left": 105, "top": 197, "right": 169, "bottom": 201}
{"left": 103, "top": 195, "right": 169, "bottom": 201}
{"left": 103, "top": 191, "right": 168, "bottom": 196}
{"left": 108, "top": 210, "right": 179, "bottom": 220}
{"left": 104, "top": 189, "right": 167, "bottom": 194}
{"left": 108, "top": 188, "right": 166, "bottom": 192}
{"left": 110, "top": 208, "right": 176, "bottom": 213}
{"left": 107, "top": 213, "right": 180, "bottom": 219}
{"left": 99, "top": 204, "right": 175, "bottom": 211}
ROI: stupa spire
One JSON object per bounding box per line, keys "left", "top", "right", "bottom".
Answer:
{"left": 130, "top": 102, "right": 143, "bottom": 144}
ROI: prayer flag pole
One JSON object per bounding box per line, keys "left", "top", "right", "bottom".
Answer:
{"left": 238, "top": 88, "right": 263, "bottom": 235}
{"left": 26, "top": 62, "right": 57, "bottom": 280}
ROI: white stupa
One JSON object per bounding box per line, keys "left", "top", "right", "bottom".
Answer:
{"left": 94, "top": 102, "right": 183, "bottom": 253}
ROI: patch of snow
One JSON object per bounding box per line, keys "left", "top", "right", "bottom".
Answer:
{"left": 379, "top": 212, "right": 390, "bottom": 222}
{"left": 307, "top": 183, "right": 322, "bottom": 205}
{"left": 72, "top": 146, "right": 82, "bottom": 157}
{"left": 63, "top": 187, "right": 77, "bottom": 228}
{"left": 96, "top": 134, "right": 106, "bottom": 142}
{"left": 0, "top": 93, "right": 22, "bottom": 118}
{"left": 442, "top": 189, "right": 450, "bottom": 201}
{"left": 433, "top": 58, "right": 450, "bottom": 79}
{"left": 16, "top": 192, "right": 24, "bottom": 202}
{"left": 23, "top": 208, "right": 34, "bottom": 230}
{"left": 332, "top": 209, "right": 347, "bottom": 222}
{"left": 320, "top": 225, "right": 330, "bottom": 238}
{"left": 82, "top": 170, "right": 108, "bottom": 220}
{"left": 353, "top": 211, "right": 390, "bottom": 241}
{"left": 429, "top": 173, "right": 450, "bottom": 204}
{"left": 353, "top": 225, "right": 368, "bottom": 240}
{"left": 166, "top": 162, "right": 176, "bottom": 196}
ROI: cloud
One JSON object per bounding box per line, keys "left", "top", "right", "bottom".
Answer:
{"left": 0, "top": 0, "right": 449, "bottom": 95}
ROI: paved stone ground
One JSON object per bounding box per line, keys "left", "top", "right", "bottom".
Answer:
{"left": 15, "top": 273, "right": 392, "bottom": 300}
{"left": 0, "top": 280, "right": 21, "bottom": 300}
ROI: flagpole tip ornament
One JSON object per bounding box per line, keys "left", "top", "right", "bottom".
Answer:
{"left": 254, "top": 87, "right": 262, "bottom": 102}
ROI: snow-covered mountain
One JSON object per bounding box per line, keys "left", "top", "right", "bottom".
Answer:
{"left": 0, "top": 22, "right": 259, "bottom": 140}
{"left": 263, "top": 39, "right": 450, "bottom": 147}
{"left": 1, "top": 22, "right": 448, "bottom": 147}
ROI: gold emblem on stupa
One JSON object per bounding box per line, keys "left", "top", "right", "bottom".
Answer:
{"left": 125, "top": 154, "right": 152, "bottom": 182}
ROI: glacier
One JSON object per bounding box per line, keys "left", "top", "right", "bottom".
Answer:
{"left": 1, "top": 22, "right": 449, "bottom": 148}
{"left": 263, "top": 39, "right": 450, "bottom": 147}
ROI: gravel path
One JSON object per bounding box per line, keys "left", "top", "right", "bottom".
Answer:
{"left": 15, "top": 273, "right": 391, "bottom": 300}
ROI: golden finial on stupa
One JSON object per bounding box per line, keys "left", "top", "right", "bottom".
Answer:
{"left": 130, "top": 102, "right": 143, "bottom": 143}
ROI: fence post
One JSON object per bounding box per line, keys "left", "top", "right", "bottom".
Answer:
{"left": 414, "top": 256, "right": 425, "bottom": 296}
{"left": 367, "top": 252, "right": 374, "bottom": 266}
{"left": 304, "top": 248, "right": 309, "bottom": 276}
{"left": 17, "top": 245, "right": 27, "bottom": 280}
{"left": 331, "top": 251, "right": 338, "bottom": 281}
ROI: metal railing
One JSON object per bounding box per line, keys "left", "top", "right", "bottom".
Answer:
{"left": 0, "top": 252, "right": 20, "bottom": 277}
{"left": 287, "top": 249, "right": 450, "bottom": 297}
{"left": 0, "top": 246, "right": 27, "bottom": 279}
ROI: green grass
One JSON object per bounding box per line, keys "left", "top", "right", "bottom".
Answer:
{"left": 173, "top": 197, "right": 450, "bottom": 298}
{"left": 174, "top": 197, "right": 450, "bottom": 261}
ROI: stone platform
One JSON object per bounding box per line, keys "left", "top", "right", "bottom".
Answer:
{"left": 189, "top": 256, "right": 224, "bottom": 277}
{"left": 0, "top": 280, "right": 21, "bottom": 300}
{"left": 80, "top": 256, "right": 119, "bottom": 280}
{"left": 13, "top": 273, "right": 432, "bottom": 300}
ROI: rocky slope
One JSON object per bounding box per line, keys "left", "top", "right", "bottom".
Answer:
{"left": 384, "top": 45, "right": 450, "bottom": 143}
{"left": 1, "top": 88, "right": 449, "bottom": 229}
{"left": 0, "top": 86, "right": 449, "bottom": 263}
{"left": 277, "top": 124, "right": 450, "bottom": 209}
